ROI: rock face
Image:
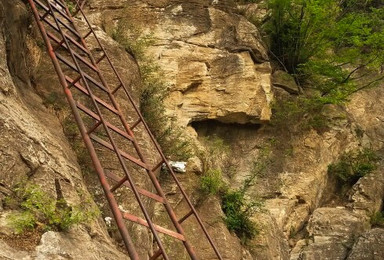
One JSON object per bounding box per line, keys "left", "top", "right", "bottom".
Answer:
{"left": 87, "top": 0, "right": 273, "bottom": 126}
{"left": 291, "top": 208, "right": 369, "bottom": 260}
{"left": 347, "top": 228, "right": 384, "bottom": 260}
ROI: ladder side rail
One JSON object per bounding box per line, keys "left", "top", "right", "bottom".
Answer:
{"left": 27, "top": 1, "right": 140, "bottom": 259}
{"left": 45, "top": 4, "right": 197, "bottom": 259}
{"left": 67, "top": 6, "right": 204, "bottom": 259}
{"left": 44, "top": 3, "right": 171, "bottom": 259}
{"left": 73, "top": 2, "right": 223, "bottom": 259}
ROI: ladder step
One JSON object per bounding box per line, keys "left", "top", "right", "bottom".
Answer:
{"left": 149, "top": 249, "right": 163, "bottom": 260}
{"left": 65, "top": 76, "right": 118, "bottom": 115}
{"left": 34, "top": 0, "right": 72, "bottom": 23}
{"left": 89, "top": 134, "right": 149, "bottom": 170}
{"left": 67, "top": 75, "right": 82, "bottom": 88}
{"left": 75, "top": 102, "right": 133, "bottom": 142}
{"left": 106, "top": 171, "right": 165, "bottom": 203}
{"left": 151, "top": 160, "right": 164, "bottom": 172}
{"left": 84, "top": 29, "right": 92, "bottom": 39}
{"left": 56, "top": 53, "right": 108, "bottom": 92}
{"left": 50, "top": 0, "right": 66, "bottom": 10}
{"left": 112, "top": 83, "right": 122, "bottom": 94}
{"left": 96, "top": 53, "right": 106, "bottom": 64}
{"left": 39, "top": 10, "right": 81, "bottom": 39}
{"left": 87, "top": 121, "right": 102, "bottom": 135}
{"left": 122, "top": 212, "right": 185, "bottom": 241}
{"left": 130, "top": 118, "right": 142, "bottom": 130}
{"left": 72, "top": 50, "right": 98, "bottom": 72}
{"left": 47, "top": 30, "right": 89, "bottom": 54}
{"left": 178, "top": 210, "right": 194, "bottom": 224}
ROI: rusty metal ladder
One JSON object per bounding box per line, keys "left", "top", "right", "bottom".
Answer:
{"left": 26, "top": 0, "right": 223, "bottom": 259}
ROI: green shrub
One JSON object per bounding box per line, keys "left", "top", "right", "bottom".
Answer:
{"left": 221, "top": 190, "right": 262, "bottom": 243}
{"left": 200, "top": 169, "right": 224, "bottom": 195}
{"left": 199, "top": 135, "right": 230, "bottom": 173}
{"left": 328, "top": 148, "right": 379, "bottom": 186}
{"left": 7, "top": 185, "right": 98, "bottom": 234}
{"left": 370, "top": 211, "right": 384, "bottom": 228}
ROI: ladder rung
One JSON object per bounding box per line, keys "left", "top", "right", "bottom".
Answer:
{"left": 56, "top": 44, "right": 98, "bottom": 73}
{"left": 178, "top": 210, "right": 194, "bottom": 224}
{"left": 49, "top": 32, "right": 94, "bottom": 68}
{"left": 40, "top": 10, "right": 50, "bottom": 20}
{"left": 46, "top": 27, "right": 89, "bottom": 54}
{"left": 43, "top": 7, "right": 81, "bottom": 39}
{"left": 112, "top": 83, "right": 122, "bottom": 94}
{"left": 149, "top": 249, "right": 162, "bottom": 260}
{"left": 56, "top": 53, "right": 108, "bottom": 92}
{"left": 65, "top": 76, "right": 118, "bottom": 114}
{"left": 151, "top": 160, "right": 164, "bottom": 172}
{"left": 67, "top": 75, "right": 82, "bottom": 88}
{"left": 122, "top": 212, "right": 185, "bottom": 241}
{"left": 96, "top": 53, "right": 106, "bottom": 64}
{"left": 34, "top": 0, "right": 72, "bottom": 23}
{"left": 89, "top": 134, "right": 148, "bottom": 170}
{"left": 87, "top": 121, "right": 102, "bottom": 135}
{"left": 39, "top": 11, "right": 81, "bottom": 40}
{"left": 51, "top": 0, "right": 66, "bottom": 10}
{"left": 75, "top": 102, "right": 133, "bottom": 142}
{"left": 130, "top": 118, "right": 142, "bottom": 130}
{"left": 72, "top": 51, "right": 98, "bottom": 72}
{"left": 53, "top": 38, "right": 65, "bottom": 51}
{"left": 106, "top": 171, "right": 165, "bottom": 203}
{"left": 84, "top": 30, "right": 92, "bottom": 39}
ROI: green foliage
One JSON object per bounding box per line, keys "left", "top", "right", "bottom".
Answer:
{"left": 271, "top": 94, "right": 330, "bottom": 132}
{"left": 370, "top": 211, "right": 384, "bottom": 227}
{"left": 199, "top": 135, "right": 230, "bottom": 173}
{"left": 328, "top": 148, "right": 379, "bottom": 186}
{"left": 64, "top": 1, "right": 76, "bottom": 14}
{"left": 200, "top": 169, "right": 224, "bottom": 195}
{"left": 197, "top": 135, "right": 265, "bottom": 243}
{"left": 7, "top": 185, "right": 98, "bottom": 234}
{"left": 241, "top": 146, "right": 272, "bottom": 192}
{"left": 263, "top": 0, "right": 384, "bottom": 121}
{"left": 112, "top": 19, "right": 192, "bottom": 160}
{"left": 221, "top": 190, "right": 262, "bottom": 243}
{"left": 43, "top": 92, "right": 67, "bottom": 111}
{"left": 265, "top": 0, "right": 339, "bottom": 73}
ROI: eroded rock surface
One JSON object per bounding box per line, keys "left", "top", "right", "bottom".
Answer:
{"left": 87, "top": 0, "right": 272, "bottom": 126}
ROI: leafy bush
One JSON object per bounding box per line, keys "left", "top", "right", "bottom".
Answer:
{"left": 370, "top": 211, "right": 384, "bottom": 228}
{"left": 7, "top": 185, "right": 98, "bottom": 234}
{"left": 328, "top": 148, "right": 379, "bottom": 186}
{"left": 200, "top": 169, "right": 224, "bottom": 195}
{"left": 199, "top": 135, "right": 230, "bottom": 173}
{"left": 221, "top": 190, "right": 262, "bottom": 243}
{"left": 262, "top": 0, "right": 384, "bottom": 125}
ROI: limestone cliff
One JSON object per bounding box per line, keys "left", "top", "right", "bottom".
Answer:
{"left": 0, "top": 0, "right": 383, "bottom": 260}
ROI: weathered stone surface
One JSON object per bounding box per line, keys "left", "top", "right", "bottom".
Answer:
{"left": 34, "top": 228, "right": 128, "bottom": 260}
{"left": 249, "top": 212, "right": 290, "bottom": 260}
{"left": 347, "top": 228, "right": 384, "bottom": 260}
{"left": 272, "top": 70, "right": 300, "bottom": 94}
{"left": 349, "top": 165, "right": 384, "bottom": 215}
{"left": 291, "top": 208, "right": 370, "bottom": 260}
{"left": 87, "top": 0, "right": 273, "bottom": 126}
